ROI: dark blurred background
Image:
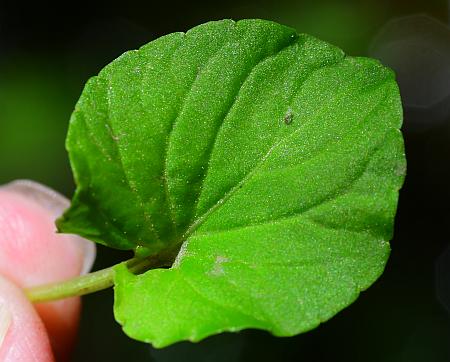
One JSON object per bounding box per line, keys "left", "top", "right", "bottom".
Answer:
{"left": 1, "top": 0, "right": 450, "bottom": 361}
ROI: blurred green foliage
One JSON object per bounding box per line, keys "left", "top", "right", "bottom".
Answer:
{"left": 0, "top": 58, "right": 74, "bottom": 193}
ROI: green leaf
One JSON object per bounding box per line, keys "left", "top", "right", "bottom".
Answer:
{"left": 58, "top": 19, "right": 405, "bottom": 347}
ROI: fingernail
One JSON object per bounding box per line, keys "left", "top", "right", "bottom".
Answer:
{"left": 0, "top": 301, "right": 11, "bottom": 351}
{"left": 1, "top": 179, "right": 69, "bottom": 217}
{"left": 1, "top": 179, "right": 96, "bottom": 274}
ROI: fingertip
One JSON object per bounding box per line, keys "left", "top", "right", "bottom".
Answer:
{"left": 1, "top": 179, "right": 96, "bottom": 277}
{"left": 0, "top": 275, "right": 54, "bottom": 362}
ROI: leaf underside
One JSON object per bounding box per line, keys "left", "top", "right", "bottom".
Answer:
{"left": 58, "top": 19, "right": 405, "bottom": 347}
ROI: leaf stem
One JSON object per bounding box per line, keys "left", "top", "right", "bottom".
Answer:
{"left": 25, "top": 256, "right": 164, "bottom": 303}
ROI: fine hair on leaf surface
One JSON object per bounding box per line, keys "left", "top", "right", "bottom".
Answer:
{"left": 43, "top": 19, "right": 405, "bottom": 347}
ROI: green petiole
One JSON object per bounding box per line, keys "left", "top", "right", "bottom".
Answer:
{"left": 25, "top": 256, "right": 166, "bottom": 303}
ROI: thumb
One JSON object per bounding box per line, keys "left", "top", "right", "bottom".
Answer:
{"left": 0, "top": 180, "right": 96, "bottom": 361}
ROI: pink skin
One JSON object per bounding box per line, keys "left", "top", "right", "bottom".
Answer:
{"left": 0, "top": 181, "right": 96, "bottom": 362}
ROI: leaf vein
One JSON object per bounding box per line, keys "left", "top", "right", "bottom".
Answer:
{"left": 177, "top": 271, "right": 268, "bottom": 327}
{"left": 191, "top": 36, "right": 300, "bottom": 219}
{"left": 186, "top": 89, "right": 391, "bottom": 240}
{"left": 103, "top": 74, "right": 161, "bottom": 243}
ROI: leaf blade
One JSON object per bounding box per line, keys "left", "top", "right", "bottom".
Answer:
{"left": 58, "top": 19, "right": 405, "bottom": 347}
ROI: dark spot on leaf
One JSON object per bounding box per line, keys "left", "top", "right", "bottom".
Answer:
{"left": 284, "top": 108, "right": 293, "bottom": 125}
